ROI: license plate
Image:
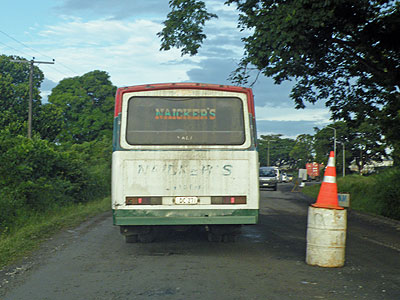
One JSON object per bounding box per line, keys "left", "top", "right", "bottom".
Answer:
{"left": 174, "top": 196, "right": 199, "bottom": 205}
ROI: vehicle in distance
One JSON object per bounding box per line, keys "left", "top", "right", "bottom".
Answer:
{"left": 306, "top": 162, "right": 324, "bottom": 181}
{"left": 285, "top": 173, "right": 294, "bottom": 182}
{"left": 259, "top": 167, "right": 278, "bottom": 191}
{"left": 282, "top": 172, "right": 288, "bottom": 182}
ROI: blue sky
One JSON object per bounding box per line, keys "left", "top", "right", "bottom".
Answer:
{"left": 0, "top": 0, "right": 331, "bottom": 138}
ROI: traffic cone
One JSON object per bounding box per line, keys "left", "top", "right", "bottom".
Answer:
{"left": 312, "top": 151, "right": 344, "bottom": 210}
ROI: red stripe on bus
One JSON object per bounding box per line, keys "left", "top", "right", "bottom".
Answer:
{"left": 114, "top": 83, "right": 255, "bottom": 117}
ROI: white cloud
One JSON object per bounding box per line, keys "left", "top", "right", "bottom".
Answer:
{"left": 36, "top": 17, "right": 196, "bottom": 85}
{"left": 256, "top": 106, "right": 331, "bottom": 123}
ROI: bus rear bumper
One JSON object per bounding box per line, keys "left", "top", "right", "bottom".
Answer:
{"left": 113, "top": 209, "right": 258, "bottom": 226}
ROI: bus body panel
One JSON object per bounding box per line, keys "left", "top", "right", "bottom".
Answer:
{"left": 112, "top": 150, "right": 259, "bottom": 225}
{"left": 112, "top": 83, "right": 259, "bottom": 227}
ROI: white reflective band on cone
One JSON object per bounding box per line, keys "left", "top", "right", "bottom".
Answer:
{"left": 327, "top": 158, "right": 335, "bottom": 167}
{"left": 323, "top": 176, "right": 336, "bottom": 183}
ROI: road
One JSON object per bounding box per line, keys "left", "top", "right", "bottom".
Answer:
{"left": 1, "top": 183, "right": 399, "bottom": 300}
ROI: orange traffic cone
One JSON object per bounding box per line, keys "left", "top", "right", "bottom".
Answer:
{"left": 312, "top": 151, "right": 344, "bottom": 210}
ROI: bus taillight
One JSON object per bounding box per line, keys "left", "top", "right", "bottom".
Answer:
{"left": 211, "top": 196, "right": 247, "bottom": 205}
{"left": 125, "top": 197, "right": 162, "bottom": 205}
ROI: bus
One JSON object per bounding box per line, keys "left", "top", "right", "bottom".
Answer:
{"left": 112, "top": 83, "right": 259, "bottom": 242}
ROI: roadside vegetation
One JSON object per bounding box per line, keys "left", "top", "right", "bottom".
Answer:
{"left": 302, "top": 169, "right": 400, "bottom": 221}
{"left": 0, "top": 56, "right": 115, "bottom": 268}
{"left": 0, "top": 197, "right": 110, "bottom": 268}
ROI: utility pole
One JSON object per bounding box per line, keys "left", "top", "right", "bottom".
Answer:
{"left": 326, "top": 126, "right": 337, "bottom": 158}
{"left": 11, "top": 58, "right": 55, "bottom": 139}
{"left": 267, "top": 140, "right": 275, "bottom": 166}
{"left": 338, "top": 141, "right": 345, "bottom": 177}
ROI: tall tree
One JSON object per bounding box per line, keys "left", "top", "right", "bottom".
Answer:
{"left": 0, "top": 55, "right": 44, "bottom": 135}
{"left": 48, "top": 70, "right": 117, "bottom": 143}
{"left": 258, "top": 134, "right": 296, "bottom": 168}
{"left": 159, "top": 0, "right": 400, "bottom": 164}
{"left": 314, "top": 121, "right": 386, "bottom": 174}
{"left": 289, "top": 134, "right": 314, "bottom": 168}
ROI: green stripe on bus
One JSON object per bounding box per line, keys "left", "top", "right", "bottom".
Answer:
{"left": 113, "top": 209, "right": 258, "bottom": 225}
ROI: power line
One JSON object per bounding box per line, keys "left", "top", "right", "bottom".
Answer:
{"left": 0, "top": 29, "right": 79, "bottom": 76}
{"left": 0, "top": 29, "right": 53, "bottom": 61}
{"left": 0, "top": 40, "right": 32, "bottom": 57}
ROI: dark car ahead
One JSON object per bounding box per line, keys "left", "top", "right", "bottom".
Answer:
{"left": 259, "top": 167, "right": 278, "bottom": 191}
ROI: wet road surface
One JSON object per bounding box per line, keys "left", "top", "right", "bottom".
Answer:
{"left": 1, "top": 183, "right": 399, "bottom": 299}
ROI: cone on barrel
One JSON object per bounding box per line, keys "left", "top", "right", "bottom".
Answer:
{"left": 312, "top": 151, "right": 344, "bottom": 210}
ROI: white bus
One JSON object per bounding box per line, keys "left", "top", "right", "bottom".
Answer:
{"left": 112, "top": 83, "right": 259, "bottom": 242}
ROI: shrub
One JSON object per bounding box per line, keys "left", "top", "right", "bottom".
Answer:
{"left": 373, "top": 168, "right": 400, "bottom": 220}
{"left": 0, "top": 130, "right": 110, "bottom": 228}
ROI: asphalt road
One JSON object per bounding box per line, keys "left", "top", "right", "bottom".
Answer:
{"left": 1, "top": 183, "right": 399, "bottom": 300}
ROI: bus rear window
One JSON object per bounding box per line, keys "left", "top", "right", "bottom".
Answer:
{"left": 126, "top": 96, "right": 245, "bottom": 145}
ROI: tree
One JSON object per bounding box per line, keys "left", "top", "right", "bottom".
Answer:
{"left": 0, "top": 55, "right": 44, "bottom": 136}
{"left": 159, "top": 0, "right": 400, "bottom": 164}
{"left": 314, "top": 121, "right": 386, "bottom": 174}
{"left": 158, "top": 0, "right": 217, "bottom": 56}
{"left": 48, "top": 70, "right": 117, "bottom": 143}
{"left": 258, "top": 134, "right": 296, "bottom": 168}
{"left": 289, "top": 134, "right": 314, "bottom": 169}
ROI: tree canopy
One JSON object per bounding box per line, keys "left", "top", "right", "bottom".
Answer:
{"left": 0, "top": 61, "right": 114, "bottom": 229}
{"left": 48, "top": 70, "right": 116, "bottom": 143}
{"left": 258, "top": 134, "right": 296, "bottom": 168}
{"left": 159, "top": 0, "right": 400, "bottom": 164}
{"left": 0, "top": 55, "right": 44, "bottom": 135}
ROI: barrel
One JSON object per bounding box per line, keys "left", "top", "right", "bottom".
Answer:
{"left": 306, "top": 206, "right": 347, "bottom": 267}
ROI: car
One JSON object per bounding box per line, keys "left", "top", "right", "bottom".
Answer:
{"left": 282, "top": 172, "right": 288, "bottom": 182}
{"left": 286, "top": 174, "right": 294, "bottom": 182}
{"left": 259, "top": 167, "right": 278, "bottom": 191}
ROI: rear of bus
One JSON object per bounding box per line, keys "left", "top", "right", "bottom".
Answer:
{"left": 112, "top": 83, "right": 259, "bottom": 241}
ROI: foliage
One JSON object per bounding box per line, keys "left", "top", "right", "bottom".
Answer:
{"left": 0, "top": 196, "right": 110, "bottom": 268}
{"left": 48, "top": 70, "right": 116, "bottom": 143}
{"left": 314, "top": 121, "right": 387, "bottom": 173}
{"left": 289, "top": 134, "right": 314, "bottom": 168}
{"left": 303, "top": 169, "right": 400, "bottom": 221}
{"left": 158, "top": 0, "right": 217, "bottom": 56}
{"left": 373, "top": 168, "right": 400, "bottom": 220}
{"left": 0, "top": 55, "right": 44, "bottom": 136}
{"left": 160, "top": 0, "right": 400, "bottom": 163}
{"left": 0, "top": 130, "right": 110, "bottom": 229}
{"left": 258, "top": 134, "right": 296, "bottom": 168}
{"left": 35, "top": 103, "right": 65, "bottom": 142}
{"left": 0, "top": 58, "right": 113, "bottom": 266}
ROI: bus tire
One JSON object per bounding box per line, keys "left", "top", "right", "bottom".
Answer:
{"left": 138, "top": 233, "right": 155, "bottom": 243}
{"left": 207, "top": 232, "right": 222, "bottom": 242}
{"left": 125, "top": 235, "right": 138, "bottom": 243}
{"left": 222, "top": 233, "right": 236, "bottom": 243}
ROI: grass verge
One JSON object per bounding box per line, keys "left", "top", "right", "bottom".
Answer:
{"left": 302, "top": 169, "right": 400, "bottom": 220}
{"left": 302, "top": 175, "right": 379, "bottom": 214}
{"left": 0, "top": 197, "right": 110, "bottom": 269}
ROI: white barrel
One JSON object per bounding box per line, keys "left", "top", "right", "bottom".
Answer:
{"left": 306, "top": 206, "right": 347, "bottom": 267}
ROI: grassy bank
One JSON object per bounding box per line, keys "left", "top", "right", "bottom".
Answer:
{"left": 0, "top": 197, "right": 110, "bottom": 269}
{"left": 302, "top": 168, "right": 400, "bottom": 220}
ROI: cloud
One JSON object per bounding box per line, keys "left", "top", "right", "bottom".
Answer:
{"left": 255, "top": 105, "right": 331, "bottom": 138}
{"left": 36, "top": 17, "right": 196, "bottom": 85}
{"left": 185, "top": 57, "right": 299, "bottom": 108}
{"left": 256, "top": 120, "right": 326, "bottom": 139}
{"left": 256, "top": 106, "right": 330, "bottom": 122}
{"left": 54, "top": 0, "right": 170, "bottom": 20}
{"left": 187, "top": 58, "right": 237, "bottom": 85}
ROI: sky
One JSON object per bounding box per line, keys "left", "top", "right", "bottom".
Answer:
{"left": 0, "top": 0, "right": 332, "bottom": 138}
